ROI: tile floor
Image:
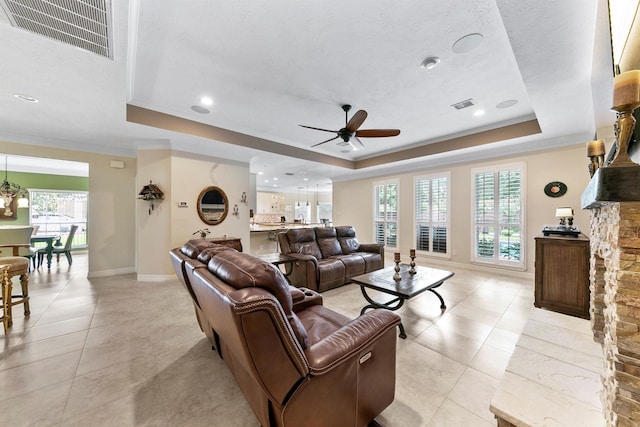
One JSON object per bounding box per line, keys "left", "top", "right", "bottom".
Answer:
{"left": 0, "top": 253, "right": 537, "bottom": 426}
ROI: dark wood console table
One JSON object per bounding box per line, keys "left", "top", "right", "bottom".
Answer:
{"left": 534, "top": 233, "right": 590, "bottom": 318}
{"left": 207, "top": 236, "right": 242, "bottom": 252}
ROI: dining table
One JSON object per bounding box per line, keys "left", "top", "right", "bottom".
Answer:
{"left": 30, "top": 234, "right": 62, "bottom": 268}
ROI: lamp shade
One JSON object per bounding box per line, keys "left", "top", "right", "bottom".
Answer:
{"left": 555, "top": 207, "right": 574, "bottom": 217}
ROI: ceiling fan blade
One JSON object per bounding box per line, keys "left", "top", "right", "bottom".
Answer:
{"left": 299, "top": 125, "right": 338, "bottom": 133}
{"left": 346, "top": 110, "right": 368, "bottom": 132}
{"left": 311, "top": 136, "right": 339, "bottom": 147}
{"left": 355, "top": 129, "right": 401, "bottom": 138}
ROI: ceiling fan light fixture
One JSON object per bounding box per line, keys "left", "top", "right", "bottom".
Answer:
{"left": 420, "top": 56, "right": 440, "bottom": 70}
{"left": 348, "top": 138, "right": 364, "bottom": 151}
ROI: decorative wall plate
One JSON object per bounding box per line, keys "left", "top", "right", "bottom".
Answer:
{"left": 544, "top": 181, "right": 567, "bottom": 197}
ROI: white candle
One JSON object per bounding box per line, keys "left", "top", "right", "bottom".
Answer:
{"left": 613, "top": 70, "right": 640, "bottom": 108}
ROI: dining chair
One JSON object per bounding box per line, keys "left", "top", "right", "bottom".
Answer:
{"left": 38, "top": 224, "right": 78, "bottom": 266}
{"left": 0, "top": 226, "right": 37, "bottom": 271}
{"left": 0, "top": 257, "right": 30, "bottom": 333}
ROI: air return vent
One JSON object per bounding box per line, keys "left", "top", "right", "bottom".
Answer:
{"left": 0, "top": 0, "right": 113, "bottom": 58}
{"left": 451, "top": 98, "right": 475, "bottom": 110}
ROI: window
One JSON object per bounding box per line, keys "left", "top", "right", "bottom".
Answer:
{"left": 472, "top": 163, "right": 524, "bottom": 268}
{"left": 29, "top": 190, "right": 88, "bottom": 247}
{"left": 374, "top": 180, "right": 398, "bottom": 249}
{"left": 414, "top": 173, "right": 450, "bottom": 256}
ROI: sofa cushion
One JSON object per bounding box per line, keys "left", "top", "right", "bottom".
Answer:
{"left": 197, "top": 245, "right": 236, "bottom": 264}
{"left": 207, "top": 250, "right": 309, "bottom": 349}
{"left": 316, "top": 258, "right": 346, "bottom": 292}
{"left": 330, "top": 254, "right": 365, "bottom": 279}
{"left": 286, "top": 228, "right": 323, "bottom": 260}
{"left": 315, "top": 227, "right": 343, "bottom": 258}
{"left": 336, "top": 226, "right": 360, "bottom": 253}
{"left": 181, "top": 239, "right": 218, "bottom": 258}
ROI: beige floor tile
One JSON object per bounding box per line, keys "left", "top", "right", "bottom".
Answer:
{"left": 395, "top": 339, "right": 466, "bottom": 396}
{"left": 469, "top": 343, "right": 512, "bottom": 380}
{"left": 0, "top": 379, "right": 72, "bottom": 427}
{"left": 64, "top": 354, "right": 160, "bottom": 418}
{"left": 484, "top": 327, "right": 521, "bottom": 353}
{"left": 22, "top": 315, "right": 93, "bottom": 343}
{"left": 415, "top": 325, "right": 484, "bottom": 365}
{"left": 448, "top": 367, "right": 500, "bottom": 422}
{"left": 1, "top": 329, "right": 87, "bottom": 370}
{"left": 0, "top": 350, "right": 81, "bottom": 400}
{"left": 427, "top": 399, "right": 493, "bottom": 427}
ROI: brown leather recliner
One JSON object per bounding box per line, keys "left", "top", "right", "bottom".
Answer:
{"left": 189, "top": 249, "right": 401, "bottom": 427}
{"left": 278, "top": 226, "right": 384, "bottom": 292}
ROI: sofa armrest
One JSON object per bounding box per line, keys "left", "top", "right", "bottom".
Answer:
{"left": 358, "top": 243, "right": 384, "bottom": 255}
{"left": 305, "top": 309, "right": 400, "bottom": 375}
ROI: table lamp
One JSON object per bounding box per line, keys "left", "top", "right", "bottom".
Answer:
{"left": 555, "top": 207, "right": 574, "bottom": 227}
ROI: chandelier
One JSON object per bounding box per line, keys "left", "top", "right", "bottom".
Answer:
{"left": 0, "top": 156, "right": 29, "bottom": 216}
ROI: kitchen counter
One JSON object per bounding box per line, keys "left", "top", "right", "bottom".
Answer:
{"left": 250, "top": 223, "right": 326, "bottom": 232}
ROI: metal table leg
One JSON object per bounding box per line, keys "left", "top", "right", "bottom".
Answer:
{"left": 359, "top": 286, "right": 407, "bottom": 339}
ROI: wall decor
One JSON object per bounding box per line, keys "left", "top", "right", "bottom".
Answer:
{"left": 544, "top": 181, "right": 567, "bottom": 198}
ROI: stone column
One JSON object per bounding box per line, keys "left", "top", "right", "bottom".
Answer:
{"left": 590, "top": 202, "right": 640, "bottom": 426}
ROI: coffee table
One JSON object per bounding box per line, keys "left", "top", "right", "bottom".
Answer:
{"left": 351, "top": 264, "right": 454, "bottom": 338}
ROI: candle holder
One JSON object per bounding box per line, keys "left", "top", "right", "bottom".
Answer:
{"left": 587, "top": 140, "right": 606, "bottom": 178}
{"left": 393, "top": 260, "right": 401, "bottom": 281}
{"left": 409, "top": 254, "right": 416, "bottom": 275}
{"left": 609, "top": 103, "right": 640, "bottom": 167}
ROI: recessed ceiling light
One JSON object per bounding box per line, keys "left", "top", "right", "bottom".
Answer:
{"left": 264, "top": 179, "right": 269, "bottom": 183}
{"left": 273, "top": 177, "right": 278, "bottom": 180}
{"left": 258, "top": 171, "right": 264, "bottom": 175}
{"left": 191, "top": 105, "right": 209, "bottom": 114}
{"left": 473, "top": 109, "right": 485, "bottom": 117}
{"left": 452, "top": 33, "right": 483, "bottom": 54}
{"left": 420, "top": 56, "right": 440, "bottom": 69}
{"left": 303, "top": 178, "right": 308, "bottom": 181}
{"left": 496, "top": 99, "right": 518, "bottom": 109}
{"left": 200, "top": 96, "right": 213, "bottom": 106}
{"left": 14, "top": 94, "right": 38, "bottom": 102}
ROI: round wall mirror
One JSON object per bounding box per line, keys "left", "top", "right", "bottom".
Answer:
{"left": 197, "top": 186, "right": 228, "bottom": 225}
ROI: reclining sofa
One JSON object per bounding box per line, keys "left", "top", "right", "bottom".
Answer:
{"left": 169, "top": 240, "right": 401, "bottom": 426}
{"left": 277, "top": 226, "right": 384, "bottom": 292}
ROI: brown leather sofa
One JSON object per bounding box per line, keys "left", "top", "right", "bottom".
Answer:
{"left": 171, "top": 241, "right": 400, "bottom": 427}
{"left": 170, "top": 239, "right": 323, "bottom": 352}
{"left": 277, "top": 226, "right": 384, "bottom": 292}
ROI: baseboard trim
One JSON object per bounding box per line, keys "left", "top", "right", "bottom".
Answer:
{"left": 136, "top": 274, "right": 176, "bottom": 282}
{"left": 87, "top": 267, "right": 136, "bottom": 278}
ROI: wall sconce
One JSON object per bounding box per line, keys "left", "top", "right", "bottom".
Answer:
{"left": 138, "top": 180, "right": 164, "bottom": 215}
{"left": 240, "top": 192, "right": 247, "bottom": 204}
{"left": 555, "top": 207, "right": 574, "bottom": 228}
{"left": 232, "top": 204, "right": 239, "bottom": 216}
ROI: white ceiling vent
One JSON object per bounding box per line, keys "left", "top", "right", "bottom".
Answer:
{"left": 451, "top": 99, "right": 476, "bottom": 110}
{"left": 0, "top": 0, "right": 113, "bottom": 58}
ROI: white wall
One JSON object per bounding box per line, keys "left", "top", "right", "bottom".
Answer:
{"left": 169, "top": 151, "right": 250, "bottom": 253}
{"left": 0, "top": 140, "right": 137, "bottom": 277}
{"left": 333, "top": 143, "right": 593, "bottom": 275}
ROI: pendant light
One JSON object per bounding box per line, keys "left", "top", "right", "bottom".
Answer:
{"left": 306, "top": 185, "right": 309, "bottom": 206}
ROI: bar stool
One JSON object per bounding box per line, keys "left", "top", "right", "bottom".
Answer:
{"left": 0, "top": 257, "right": 30, "bottom": 333}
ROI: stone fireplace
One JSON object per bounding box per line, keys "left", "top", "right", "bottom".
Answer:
{"left": 584, "top": 166, "right": 640, "bottom": 426}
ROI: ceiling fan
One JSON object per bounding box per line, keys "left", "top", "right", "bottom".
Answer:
{"left": 300, "top": 105, "right": 400, "bottom": 150}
